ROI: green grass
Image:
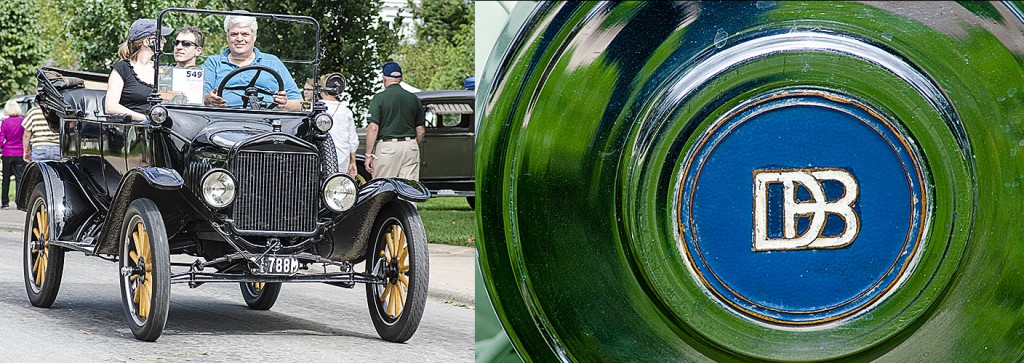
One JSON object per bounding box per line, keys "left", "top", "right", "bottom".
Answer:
{"left": 419, "top": 197, "right": 477, "bottom": 247}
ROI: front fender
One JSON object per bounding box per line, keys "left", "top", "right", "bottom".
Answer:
{"left": 358, "top": 177, "right": 431, "bottom": 202}
{"left": 133, "top": 166, "right": 186, "bottom": 190}
{"left": 94, "top": 167, "right": 186, "bottom": 255}
{"left": 317, "top": 178, "right": 430, "bottom": 262}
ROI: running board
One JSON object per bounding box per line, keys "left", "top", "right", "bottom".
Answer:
{"left": 50, "top": 239, "right": 97, "bottom": 254}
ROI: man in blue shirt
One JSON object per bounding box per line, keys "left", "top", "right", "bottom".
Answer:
{"left": 202, "top": 15, "right": 302, "bottom": 110}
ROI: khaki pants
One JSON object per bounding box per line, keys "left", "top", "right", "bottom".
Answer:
{"left": 373, "top": 139, "right": 420, "bottom": 180}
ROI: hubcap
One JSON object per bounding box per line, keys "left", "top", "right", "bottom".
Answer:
{"left": 675, "top": 90, "right": 929, "bottom": 325}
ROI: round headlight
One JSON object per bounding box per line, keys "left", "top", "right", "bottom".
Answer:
{"left": 323, "top": 174, "right": 357, "bottom": 212}
{"left": 314, "top": 113, "right": 333, "bottom": 133}
{"left": 201, "top": 170, "right": 236, "bottom": 208}
{"left": 149, "top": 105, "right": 168, "bottom": 124}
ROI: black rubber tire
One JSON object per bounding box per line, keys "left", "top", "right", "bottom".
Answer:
{"left": 365, "top": 201, "right": 429, "bottom": 343}
{"left": 119, "top": 198, "right": 171, "bottom": 342}
{"left": 23, "top": 182, "right": 65, "bottom": 308}
{"left": 239, "top": 282, "right": 283, "bottom": 310}
{"left": 320, "top": 136, "right": 339, "bottom": 176}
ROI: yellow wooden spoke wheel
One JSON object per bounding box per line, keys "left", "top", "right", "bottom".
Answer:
{"left": 23, "top": 183, "right": 65, "bottom": 308}
{"left": 118, "top": 199, "right": 170, "bottom": 342}
{"left": 127, "top": 221, "right": 153, "bottom": 319}
{"left": 366, "top": 201, "right": 428, "bottom": 343}
{"left": 378, "top": 223, "right": 410, "bottom": 319}
{"left": 31, "top": 204, "right": 49, "bottom": 289}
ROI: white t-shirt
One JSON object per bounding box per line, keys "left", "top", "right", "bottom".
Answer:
{"left": 323, "top": 99, "right": 358, "bottom": 174}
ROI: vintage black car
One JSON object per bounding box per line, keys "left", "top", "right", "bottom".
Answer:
{"left": 8, "top": 94, "right": 37, "bottom": 116}
{"left": 356, "top": 90, "right": 475, "bottom": 206}
{"left": 22, "top": 8, "right": 429, "bottom": 342}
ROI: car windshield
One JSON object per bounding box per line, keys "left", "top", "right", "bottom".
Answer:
{"left": 153, "top": 9, "right": 318, "bottom": 111}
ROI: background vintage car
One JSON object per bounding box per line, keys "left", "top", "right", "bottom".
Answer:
{"left": 0, "top": 94, "right": 37, "bottom": 117}
{"left": 356, "top": 89, "right": 475, "bottom": 206}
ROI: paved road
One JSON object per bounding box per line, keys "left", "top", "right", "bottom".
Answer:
{"left": 0, "top": 230, "right": 473, "bottom": 362}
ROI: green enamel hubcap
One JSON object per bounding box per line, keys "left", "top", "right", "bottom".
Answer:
{"left": 478, "top": 2, "right": 1024, "bottom": 361}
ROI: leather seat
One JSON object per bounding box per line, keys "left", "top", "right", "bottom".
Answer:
{"left": 61, "top": 88, "right": 106, "bottom": 120}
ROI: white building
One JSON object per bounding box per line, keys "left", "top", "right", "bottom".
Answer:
{"left": 379, "top": 0, "right": 418, "bottom": 41}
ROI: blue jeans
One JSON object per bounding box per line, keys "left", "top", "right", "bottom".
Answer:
{"left": 31, "top": 145, "right": 59, "bottom": 162}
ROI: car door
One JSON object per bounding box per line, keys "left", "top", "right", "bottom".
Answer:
{"left": 419, "top": 100, "right": 474, "bottom": 186}
{"left": 77, "top": 109, "right": 115, "bottom": 198}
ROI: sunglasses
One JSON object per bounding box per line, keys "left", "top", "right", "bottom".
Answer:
{"left": 173, "top": 40, "right": 199, "bottom": 47}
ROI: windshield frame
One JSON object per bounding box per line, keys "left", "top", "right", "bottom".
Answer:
{"left": 152, "top": 8, "right": 322, "bottom": 115}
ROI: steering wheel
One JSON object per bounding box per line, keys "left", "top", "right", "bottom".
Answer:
{"left": 216, "top": 65, "right": 285, "bottom": 109}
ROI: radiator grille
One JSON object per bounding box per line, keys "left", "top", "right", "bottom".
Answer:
{"left": 231, "top": 151, "right": 319, "bottom": 234}
{"left": 187, "top": 160, "right": 212, "bottom": 191}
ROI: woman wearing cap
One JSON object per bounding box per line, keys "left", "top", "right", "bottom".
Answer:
{"left": 105, "top": 19, "right": 173, "bottom": 121}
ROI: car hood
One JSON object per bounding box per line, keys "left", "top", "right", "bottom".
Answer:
{"left": 203, "top": 127, "right": 275, "bottom": 149}
{"left": 165, "top": 106, "right": 310, "bottom": 146}
{"left": 191, "top": 121, "right": 317, "bottom": 153}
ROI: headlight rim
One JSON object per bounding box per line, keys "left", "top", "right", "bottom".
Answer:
{"left": 148, "top": 105, "right": 168, "bottom": 124}
{"left": 322, "top": 173, "right": 357, "bottom": 212}
{"left": 314, "top": 113, "right": 333, "bottom": 133}
{"left": 201, "top": 168, "right": 236, "bottom": 209}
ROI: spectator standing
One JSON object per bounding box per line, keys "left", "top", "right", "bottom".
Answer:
{"left": 22, "top": 106, "right": 60, "bottom": 162}
{"left": 364, "top": 62, "right": 425, "bottom": 180}
{"left": 0, "top": 100, "right": 26, "bottom": 209}
{"left": 307, "top": 74, "right": 358, "bottom": 176}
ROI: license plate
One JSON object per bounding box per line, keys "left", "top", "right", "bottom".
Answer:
{"left": 258, "top": 255, "right": 299, "bottom": 275}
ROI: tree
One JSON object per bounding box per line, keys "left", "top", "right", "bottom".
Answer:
{"left": 395, "top": 0, "right": 473, "bottom": 91}
{"left": 25, "top": 0, "right": 398, "bottom": 126}
{"left": 409, "top": 0, "right": 472, "bottom": 44}
{"left": 228, "top": 0, "right": 402, "bottom": 126}
{"left": 39, "top": 0, "right": 226, "bottom": 73}
{"left": 0, "top": 0, "right": 48, "bottom": 101}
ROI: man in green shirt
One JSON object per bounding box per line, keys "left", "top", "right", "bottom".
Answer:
{"left": 364, "top": 61, "right": 425, "bottom": 179}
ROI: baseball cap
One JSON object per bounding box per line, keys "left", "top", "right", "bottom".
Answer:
{"left": 382, "top": 62, "right": 403, "bottom": 78}
{"left": 128, "top": 19, "right": 173, "bottom": 42}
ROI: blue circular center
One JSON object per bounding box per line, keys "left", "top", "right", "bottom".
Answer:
{"left": 677, "top": 91, "right": 926, "bottom": 324}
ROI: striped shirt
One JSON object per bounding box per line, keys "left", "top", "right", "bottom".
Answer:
{"left": 22, "top": 107, "right": 58, "bottom": 147}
